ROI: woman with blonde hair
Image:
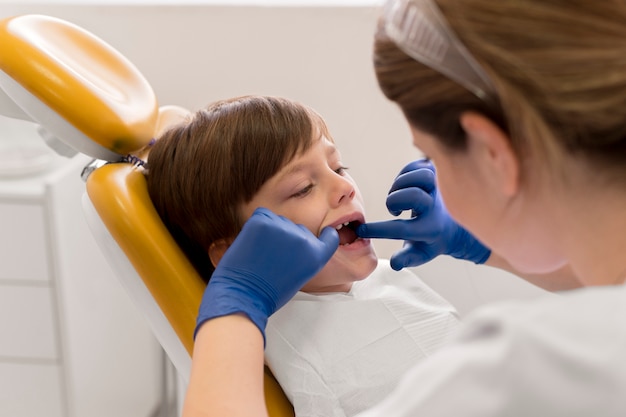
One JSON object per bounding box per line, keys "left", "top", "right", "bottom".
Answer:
{"left": 183, "top": 1, "right": 626, "bottom": 415}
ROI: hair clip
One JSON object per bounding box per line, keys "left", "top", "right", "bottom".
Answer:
{"left": 383, "top": 0, "right": 497, "bottom": 102}
{"left": 122, "top": 138, "right": 156, "bottom": 168}
{"left": 122, "top": 154, "right": 147, "bottom": 167}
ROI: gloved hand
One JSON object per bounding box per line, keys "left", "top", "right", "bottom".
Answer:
{"left": 195, "top": 207, "right": 339, "bottom": 342}
{"left": 356, "top": 159, "right": 490, "bottom": 271}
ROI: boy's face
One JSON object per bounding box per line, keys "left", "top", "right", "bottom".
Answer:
{"left": 240, "top": 136, "right": 378, "bottom": 293}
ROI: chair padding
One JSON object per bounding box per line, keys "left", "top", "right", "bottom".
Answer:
{"left": 0, "top": 14, "right": 158, "bottom": 158}
{"left": 86, "top": 163, "right": 294, "bottom": 416}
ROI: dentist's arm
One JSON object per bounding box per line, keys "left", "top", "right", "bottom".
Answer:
{"left": 184, "top": 314, "right": 266, "bottom": 417}
{"left": 183, "top": 208, "right": 339, "bottom": 417}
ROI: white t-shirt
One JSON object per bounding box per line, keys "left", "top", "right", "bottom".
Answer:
{"left": 265, "top": 259, "right": 460, "bottom": 417}
{"left": 356, "top": 282, "right": 626, "bottom": 417}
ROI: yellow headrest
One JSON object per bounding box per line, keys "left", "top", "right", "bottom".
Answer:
{"left": 0, "top": 14, "right": 158, "bottom": 156}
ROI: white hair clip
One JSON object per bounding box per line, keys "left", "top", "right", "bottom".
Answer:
{"left": 383, "top": 0, "right": 497, "bottom": 102}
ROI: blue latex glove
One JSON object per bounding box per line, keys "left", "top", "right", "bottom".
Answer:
{"left": 357, "top": 159, "right": 490, "bottom": 271}
{"left": 195, "top": 207, "right": 339, "bottom": 342}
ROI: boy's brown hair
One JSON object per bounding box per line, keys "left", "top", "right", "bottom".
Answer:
{"left": 146, "top": 95, "right": 331, "bottom": 281}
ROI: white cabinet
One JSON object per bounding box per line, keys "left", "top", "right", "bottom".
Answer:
{"left": 0, "top": 151, "right": 165, "bottom": 417}
{"left": 0, "top": 362, "right": 64, "bottom": 417}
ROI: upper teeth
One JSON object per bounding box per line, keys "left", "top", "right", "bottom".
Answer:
{"left": 335, "top": 222, "right": 350, "bottom": 230}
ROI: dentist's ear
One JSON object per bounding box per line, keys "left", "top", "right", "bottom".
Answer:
{"left": 460, "top": 112, "right": 520, "bottom": 198}
{"left": 208, "top": 239, "right": 233, "bottom": 268}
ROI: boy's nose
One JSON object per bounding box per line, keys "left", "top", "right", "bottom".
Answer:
{"left": 334, "top": 177, "right": 356, "bottom": 206}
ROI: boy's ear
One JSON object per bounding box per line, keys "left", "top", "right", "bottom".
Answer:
{"left": 208, "top": 239, "right": 232, "bottom": 268}
{"left": 460, "top": 112, "right": 520, "bottom": 197}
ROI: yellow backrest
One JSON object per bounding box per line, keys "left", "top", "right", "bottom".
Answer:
{"left": 0, "top": 14, "right": 293, "bottom": 416}
{"left": 86, "top": 162, "right": 294, "bottom": 416}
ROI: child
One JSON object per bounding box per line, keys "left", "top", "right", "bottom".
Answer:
{"left": 145, "top": 95, "right": 459, "bottom": 417}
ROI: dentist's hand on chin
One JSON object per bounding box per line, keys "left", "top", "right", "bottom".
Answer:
{"left": 356, "top": 159, "right": 491, "bottom": 271}
{"left": 195, "top": 207, "right": 339, "bottom": 342}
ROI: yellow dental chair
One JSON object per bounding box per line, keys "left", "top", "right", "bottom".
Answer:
{"left": 0, "top": 14, "right": 293, "bottom": 416}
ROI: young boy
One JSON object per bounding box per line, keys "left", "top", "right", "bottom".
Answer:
{"left": 145, "top": 95, "right": 459, "bottom": 416}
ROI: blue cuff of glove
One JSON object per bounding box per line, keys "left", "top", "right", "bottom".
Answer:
{"left": 458, "top": 240, "right": 491, "bottom": 264}
{"left": 472, "top": 247, "right": 491, "bottom": 264}
{"left": 193, "top": 290, "right": 269, "bottom": 346}
{"left": 448, "top": 228, "right": 491, "bottom": 265}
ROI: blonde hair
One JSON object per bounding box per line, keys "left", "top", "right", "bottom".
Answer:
{"left": 374, "top": 0, "right": 626, "bottom": 182}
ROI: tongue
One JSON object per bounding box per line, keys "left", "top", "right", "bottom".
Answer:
{"left": 338, "top": 227, "right": 357, "bottom": 245}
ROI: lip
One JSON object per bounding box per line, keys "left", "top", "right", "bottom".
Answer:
{"left": 337, "top": 236, "right": 371, "bottom": 251}
{"left": 326, "top": 212, "right": 365, "bottom": 231}
{"left": 322, "top": 211, "right": 370, "bottom": 249}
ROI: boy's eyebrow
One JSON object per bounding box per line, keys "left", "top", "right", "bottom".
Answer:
{"left": 325, "top": 145, "right": 339, "bottom": 159}
{"left": 277, "top": 163, "right": 308, "bottom": 181}
{"left": 275, "top": 144, "right": 339, "bottom": 182}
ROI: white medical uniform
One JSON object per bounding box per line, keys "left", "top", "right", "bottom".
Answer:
{"left": 265, "top": 259, "right": 460, "bottom": 417}
{"left": 356, "top": 282, "right": 626, "bottom": 417}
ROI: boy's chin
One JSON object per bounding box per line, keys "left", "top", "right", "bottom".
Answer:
{"left": 333, "top": 251, "right": 378, "bottom": 279}
{"left": 305, "top": 253, "right": 378, "bottom": 293}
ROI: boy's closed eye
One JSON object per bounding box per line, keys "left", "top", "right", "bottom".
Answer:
{"left": 290, "top": 183, "right": 314, "bottom": 199}
{"left": 334, "top": 166, "right": 349, "bottom": 175}
{"left": 290, "top": 165, "right": 349, "bottom": 198}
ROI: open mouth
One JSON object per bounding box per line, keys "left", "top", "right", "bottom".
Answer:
{"left": 335, "top": 220, "right": 362, "bottom": 246}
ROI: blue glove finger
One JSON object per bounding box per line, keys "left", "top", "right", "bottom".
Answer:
{"left": 357, "top": 218, "right": 418, "bottom": 240}
{"left": 389, "top": 242, "right": 435, "bottom": 271}
{"left": 358, "top": 183, "right": 434, "bottom": 239}
{"left": 195, "top": 207, "right": 339, "bottom": 342}
{"left": 225, "top": 208, "right": 338, "bottom": 288}
{"left": 386, "top": 187, "right": 434, "bottom": 218}
{"left": 318, "top": 225, "right": 341, "bottom": 250}
{"left": 357, "top": 191, "right": 434, "bottom": 240}
{"left": 395, "top": 158, "right": 435, "bottom": 177}
{"left": 388, "top": 166, "right": 436, "bottom": 195}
